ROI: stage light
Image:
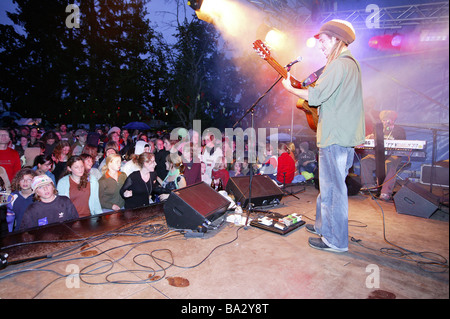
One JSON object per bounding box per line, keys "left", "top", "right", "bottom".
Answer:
{"left": 256, "top": 23, "right": 272, "bottom": 41}
{"left": 265, "top": 28, "right": 286, "bottom": 50}
{"left": 306, "top": 37, "right": 316, "bottom": 48}
{"left": 391, "top": 34, "right": 403, "bottom": 47}
{"left": 368, "top": 34, "right": 401, "bottom": 51}
{"left": 188, "top": 0, "right": 216, "bottom": 23}
{"left": 188, "top": 0, "right": 203, "bottom": 11}
{"left": 256, "top": 23, "right": 286, "bottom": 50}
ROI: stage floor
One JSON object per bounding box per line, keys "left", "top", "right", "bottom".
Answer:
{"left": 0, "top": 182, "right": 448, "bottom": 301}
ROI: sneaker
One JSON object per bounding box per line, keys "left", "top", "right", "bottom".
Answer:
{"left": 379, "top": 193, "right": 392, "bottom": 202}
{"left": 305, "top": 224, "right": 320, "bottom": 236}
{"left": 308, "top": 237, "right": 347, "bottom": 253}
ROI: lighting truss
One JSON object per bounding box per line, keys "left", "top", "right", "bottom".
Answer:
{"left": 246, "top": 1, "right": 449, "bottom": 30}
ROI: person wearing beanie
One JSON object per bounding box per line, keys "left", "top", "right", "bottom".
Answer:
{"left": 18, "top": 174, "right": 79, "bottom": 231}
{"left": 282, "top": 19, "right": 365, "bottom": 253}
{"left": 360, "top": 110, "right": 406, "bottom": 201}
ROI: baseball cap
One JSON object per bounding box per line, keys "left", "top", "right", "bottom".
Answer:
{"left": 107, "top": 126, "right": 121, "bottom": 135}
{"left": 75, "top": 129, "right": 88, "bottom": 136}
{"left": 31, "top": 175, "right": 54, "bottom": 192}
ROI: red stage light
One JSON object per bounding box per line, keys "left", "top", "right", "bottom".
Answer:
{"left": 368, "top": 34, "right": 401, "bottom": 51}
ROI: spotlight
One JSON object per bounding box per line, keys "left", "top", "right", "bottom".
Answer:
{"left": 265, "top": 29, "right": 286, "bottom": 50}
{"left": 306, "top": 37, "right": 316, "bottom": 48}
{"left": 368, "top": 34, "right": 401, "bottom": 51}
{"left": 391, "top": 34, "right": 403, "bottom": 47}
{"left": 187, "top": 0, "right": 215, "bottom": 24}
{"left": 256, "top": 23, "right": 286, "bottom": 50}
{"left": 256, "top": 23, "right": 272, "bottom": 41}
{"left": 188, "top": 0, "right": 203, "bottom": 11}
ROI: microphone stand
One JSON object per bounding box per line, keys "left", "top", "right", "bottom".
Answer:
{"left": 233, "top": 75, "right": 283, "bottom": 229}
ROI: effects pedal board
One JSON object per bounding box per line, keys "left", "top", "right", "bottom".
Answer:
{"left": 250, "top": 213, "right": 305, "bottom": 235}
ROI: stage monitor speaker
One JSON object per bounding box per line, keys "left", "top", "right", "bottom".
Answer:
{"left": 393, "top": 180, "right": 440, "bottom": 218}
{"left": 346, "top": 174, "right": 362, "bottom": 196}
{"left": 225, "top": 175, "right": 284, "bottom": 208}
{"left": 163, "top": 182, "right": 230, "bottom": 230}
{"left": 420, "top": 164, "right": 449, "bottom": 187}
{"left": 312, "top": 172, "right": 361, "bottom": 196}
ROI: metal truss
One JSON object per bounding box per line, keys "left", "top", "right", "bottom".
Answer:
{"left": 246, "top": 1, "right": 449, "bottom": 30}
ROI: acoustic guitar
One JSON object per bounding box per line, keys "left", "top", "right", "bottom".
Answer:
{"left": 253, "top": 39, "right": 324, "bottom": 132}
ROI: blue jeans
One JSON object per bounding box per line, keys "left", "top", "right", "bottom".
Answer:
{"left": 315, "top": 145, "right": 354, "bottom": 251}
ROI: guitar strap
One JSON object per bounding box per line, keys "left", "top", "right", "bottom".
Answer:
{"left": 302, "top": 66, "right": 325, "bottom": 87}
{"left": 302, "top": 55, "right": 360, "bottom": 87}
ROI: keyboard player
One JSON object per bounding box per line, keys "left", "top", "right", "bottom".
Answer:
{"left": 360, "top": 110, "right": 406, "bottom": 201}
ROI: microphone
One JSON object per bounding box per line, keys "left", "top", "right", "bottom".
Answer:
{"left": 285, "top": 56, "right": 303, "bottom": 69}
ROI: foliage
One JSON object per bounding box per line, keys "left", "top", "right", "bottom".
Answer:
{"left": 0, "top": 0, "right": 247, "bottom": 130}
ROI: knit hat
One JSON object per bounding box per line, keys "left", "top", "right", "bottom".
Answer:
{"left": 31, "top": 175, "right": 53, "bottom": 192}
{"left": 314, "top": 19, "right": 356, "bottom": 45}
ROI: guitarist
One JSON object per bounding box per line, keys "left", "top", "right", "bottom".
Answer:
{"left": 281, "top": 19, "right": 365, "bottom": 253}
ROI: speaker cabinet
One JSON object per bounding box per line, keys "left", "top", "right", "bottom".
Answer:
{"left": 420, "top": 164, "right": 449, "bottom": 187}
{"left": 163, "top": 182, "right": 230, "bottom": 230}
{"left": 394, "top": 180, "right": 440, "bottom": 218}
{"left": 346, "top": 175, "right": 362, "bottom": 196}
{"left": 312, "top": 171, "right": 361, "bottom": 196}
{"left": 225, "top": 175, "right": 284, "bottom": 208}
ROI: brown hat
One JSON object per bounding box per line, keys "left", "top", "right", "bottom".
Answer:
{"left": 314, "top": 19, "right": 356, "bottom": 45}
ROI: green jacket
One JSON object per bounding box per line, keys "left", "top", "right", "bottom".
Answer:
{"left": 308, "top": 50, "right": 365, "bottom": 148}
{"left": 98, "top": 172, "right": 127, "bottom": 210}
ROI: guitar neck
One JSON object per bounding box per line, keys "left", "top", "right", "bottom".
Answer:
{"left": 266, "top": 56, "right": 288, "bottom": 79}
{"left": 266, "top": 56, "right": 302, "bottom": 89}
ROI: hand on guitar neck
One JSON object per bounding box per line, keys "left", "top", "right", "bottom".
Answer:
{"left": 253, "top": 39, "right": 321, "bottom": 132}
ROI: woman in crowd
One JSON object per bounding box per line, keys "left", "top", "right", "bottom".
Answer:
{"left": 277, "top": 143, "right": 295, "bottom": 185}
{"left": 18, "top": 174, "right": 79, "bottom": 231}
{"left": 15, "top": 135, "right": 30, "bottom": 158}
{"left": 98, "top": 153, "right": 126, "bottom": 212}
{"left": 181, "top": 142, "right": 201, "bottom": 186}
{"left": 259, "top": 143, "right": 278, "bottom": 180}
{"left": 98, "top": 141, "right": 119, "bottom": 171}
{"left": 156, "top": 153, "right": 186, "bottom": 201}
{"left": 120, "top": 152, "right": 157, "bottom": 209}
{"left": 81, "top": 144, "right": 101, "bottom": 168}
{"left": 57, "top": 155, "right": 103, "bottom": 217}
{"left": 228, "top": 161, "right": 243, "bottom": 178}
{"left": 41, "top": 130, "right": 60, "bottom": 157}
{"left": 121, "top": 140, "right": 150, "bottom": 177}
{"left": 211, "top": 156, "right": 229, "bottom": 189}
{"left": 52, "top": 140, "right": 72, "bottom": 183}
{"left": 32, "top": 154, "right": 56, "bottom": 185}
{"left": 6, "top": 167, "right": 37, "bottom": 231}
{"left": 79, "top": 153, "right": 102, "bottom": 180}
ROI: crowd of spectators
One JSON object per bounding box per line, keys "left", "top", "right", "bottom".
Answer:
{"left": 0, "top": 123, "right": 317, "bottom": 234}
